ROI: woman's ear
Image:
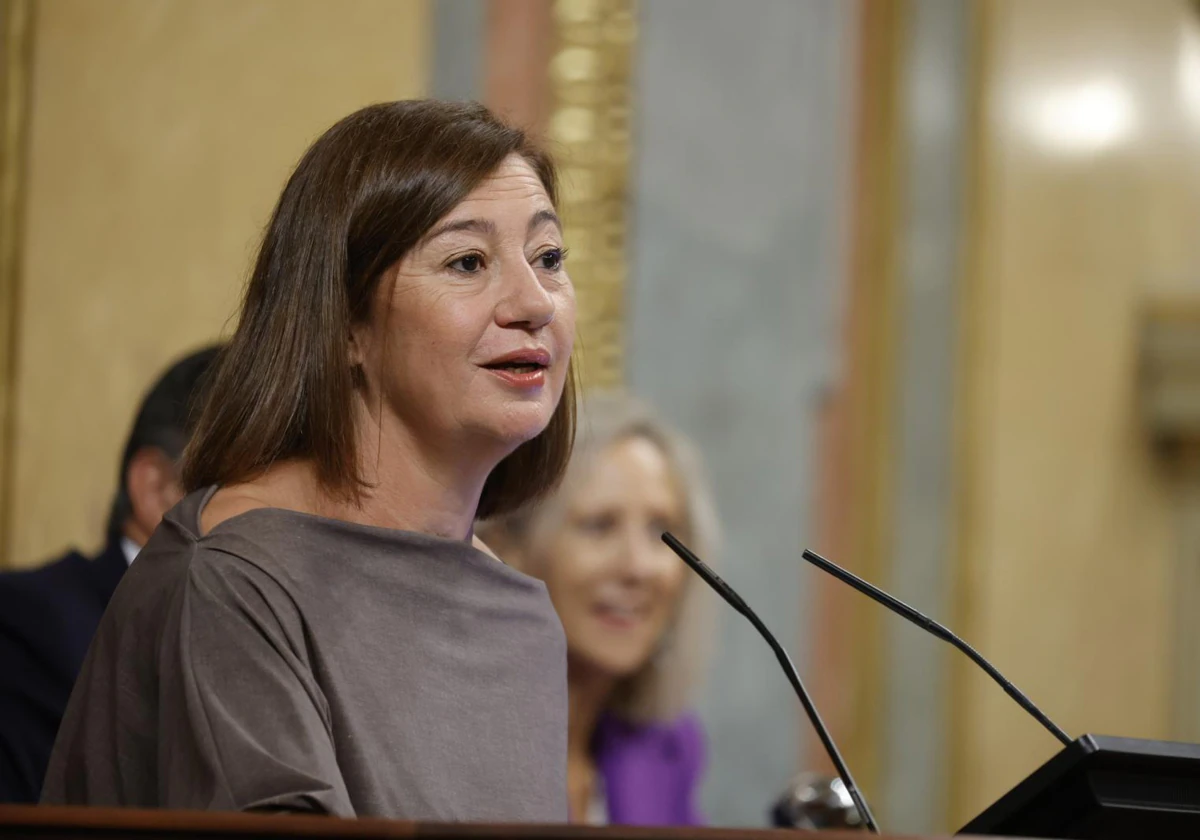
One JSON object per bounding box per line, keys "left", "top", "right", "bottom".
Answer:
{"left": 348, "top": 262, "right": 397, "bottom": 372}
{"left": 347, "top": 325, "right": 366, "bottom": 369}
{"left": 347, "top": 326, "right": 370, "bottom": 389}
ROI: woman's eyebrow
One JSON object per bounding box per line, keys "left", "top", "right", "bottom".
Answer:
{"left": 527, "top": 209, "right": 562, "bottom": 234}
{"left": 422, "top": 210, "right": 560, "bottom": 245}
{"left": 423, "top": 218, "right": 497, "bottom": 242}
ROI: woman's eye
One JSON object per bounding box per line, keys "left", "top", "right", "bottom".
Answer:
{"left": 537, "top": 248, "right": 564, "bottom": 271}
{"left": 450, "top": 254, "right": 484, "bottom": 273}
{"left": 576, "top": 512, "right": 616, "bottom": 536}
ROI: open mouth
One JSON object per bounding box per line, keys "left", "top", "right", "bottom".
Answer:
{"left": 481, "top": 353, "right": 550, "bottom": 388}
{"left": 481, "top": 348, "right": 552, "bottom": 383}
{"left": 593, "top": 601, "right": 649, "bottom": 629}
{"left": 483, "top": 361, "right": 547, "bottom": 374}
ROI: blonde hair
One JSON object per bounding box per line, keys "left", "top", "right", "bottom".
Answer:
{"left": 478, "top": 391, "right": 720, "bottom": 722}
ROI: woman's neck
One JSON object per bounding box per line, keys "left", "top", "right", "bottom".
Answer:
{"left": 221, "top": 407, "right": 510, "bottom": 541}
{"left": 567, "top": 660, "right": 617, "bottom": 762}
{"left": 324, "top": 400, "right": 507, "bottom": 539}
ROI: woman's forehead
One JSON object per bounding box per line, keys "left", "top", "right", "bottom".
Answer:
{"left": 459, "top": 155, "right": 551, "bottom": 208}
{"left": 418, "top": 157, "right": 557, "bottom": 249}
{"left": 563, "top": 439, "right": 681, "bottom": 507}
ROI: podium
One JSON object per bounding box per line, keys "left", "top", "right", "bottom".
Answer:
{"left": 0, "top": 807, "right": 897, "bottom": 839}
{"left": 6, "top": 737, "right": 1200, "bottom": 840}
{"left": 960, "top": 735, "right": 1200, "bottom": 838}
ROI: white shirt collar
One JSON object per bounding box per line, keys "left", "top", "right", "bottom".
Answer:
{"left": 120, "top": 537, "right": 142, "bottom": 566}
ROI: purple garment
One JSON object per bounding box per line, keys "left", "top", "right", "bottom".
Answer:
{"left": 592, "top": 712, "right": 706, "bottom": 826}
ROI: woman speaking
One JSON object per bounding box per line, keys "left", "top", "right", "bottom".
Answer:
{"left": 42, "top": 100, "right": 577, "bottom": 822}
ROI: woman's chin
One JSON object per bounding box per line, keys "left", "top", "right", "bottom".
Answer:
{"left": 572, "top": 646, "right": 652, "bottom": 683}
{"left": 485, "top": 407, "right": 557, "bottom": 448}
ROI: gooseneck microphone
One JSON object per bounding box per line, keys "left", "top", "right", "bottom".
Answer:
{"left": 661, "top": 532, "right": 880, "bottom": 834}
{"left": 800, "top": 548, "right": 1072, "bottom": 747}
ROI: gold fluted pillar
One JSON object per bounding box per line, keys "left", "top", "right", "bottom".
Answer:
{"left": 546, "top": 0, "right": 636, "bottom": 391}
{"left": 0, "top": 0, "right": 33, "bottom": 567}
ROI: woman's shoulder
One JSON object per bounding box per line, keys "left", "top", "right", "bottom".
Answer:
{"left": 129, "top": 487, "right": 297, "bottom": 611}
{"left": 170, "top": 480, "right": 355, "bottom": 586}
{"left": 197, "top": 486, "right": 270, "bottom": 537}
{"left": 663, "top": 712, "right": 706, "bottom": 768}
{"left": 605, "top": 710, "right": 704, "bottom": 736}
{"left": 598, "top": 711, "right": 706, "bottom": 765}
{"left": 650, "top": 711, "right": 705, "bottom": 753}
{"left": 194, "top": 466, "right": 315, "bottom": 536}
{"left": 88, "top": 491, "right": 303, "bottom": 674}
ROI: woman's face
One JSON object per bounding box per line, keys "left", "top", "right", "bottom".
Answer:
{"left": 354, "top": 154, "right": 575, "bottom": 455}
{"left": 538, "top": 436, "right": 690, "bottom": 681}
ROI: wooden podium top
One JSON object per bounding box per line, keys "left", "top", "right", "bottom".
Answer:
{"left": 0, "top": 805, "right": 938, "bottom": 839}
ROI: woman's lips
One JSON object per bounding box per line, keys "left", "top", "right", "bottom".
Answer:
{"left": 484, "top": 365, "right": 546, "bottom": 388}
{"left": 591, "top": 601, "right": 647, "bottom": 630}
{"left": 481, "top": 348, "right": 551, "bottom": 389}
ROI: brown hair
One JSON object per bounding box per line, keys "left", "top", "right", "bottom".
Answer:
{"left": 183, "top": 100, "right": 575, "bottom": 518}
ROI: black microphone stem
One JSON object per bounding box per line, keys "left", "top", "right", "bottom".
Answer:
{"left": 661, "top": 532, "right": 880, "bottom": 834}
{"left": 801, "top": 549, "right": 1072, "bottom": 747}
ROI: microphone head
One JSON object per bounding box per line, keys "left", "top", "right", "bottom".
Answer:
{"left": 770, "top": 771, "right": 867, "bottom": 831}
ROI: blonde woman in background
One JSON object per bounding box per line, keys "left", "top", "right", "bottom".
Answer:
{"left": 480, "top": 393, "right": 719, "bottom": 826}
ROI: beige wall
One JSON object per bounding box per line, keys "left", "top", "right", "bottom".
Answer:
{"left": 4, "top": 0, "right": 429, "bottom": 567}
{"left": 951, "top": 0, "right": 1200, "bottom": 823}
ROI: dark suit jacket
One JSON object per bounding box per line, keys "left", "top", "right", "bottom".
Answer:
{"left": 0, "top": 540, "right": 127, "bottom": 803}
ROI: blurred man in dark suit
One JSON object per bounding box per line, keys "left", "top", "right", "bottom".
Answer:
{"left": 0, "top": 345, "right": 220, "bottom": 803}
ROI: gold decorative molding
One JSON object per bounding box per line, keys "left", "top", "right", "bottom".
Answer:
{"left": 0, "top": 0, "right": 33, "bottom": 566}
{"left": 547, "top": 0, "right": 635, "bottom": 391}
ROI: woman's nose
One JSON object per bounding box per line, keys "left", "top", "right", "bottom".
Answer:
{"left": 619, "top": 527, "right": 673, "bottom": 581}
{"left": 496, "top": 260, "right": 555, "bottom": 330}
